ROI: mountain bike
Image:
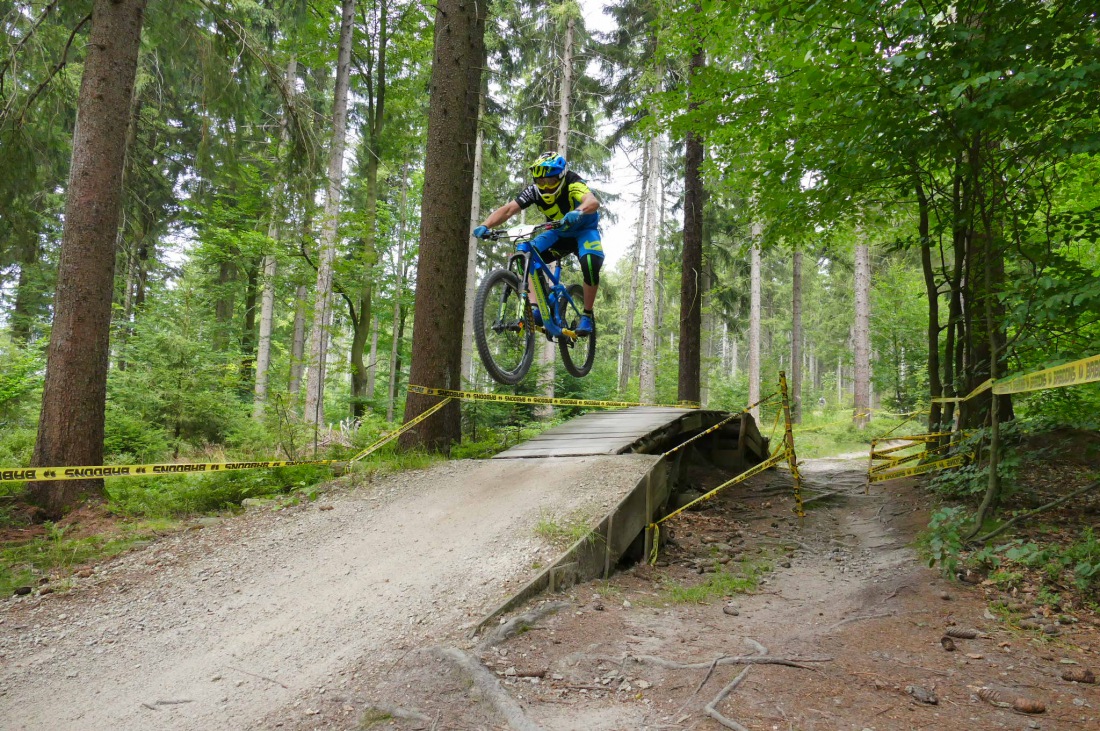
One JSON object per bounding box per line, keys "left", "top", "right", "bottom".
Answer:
{"left": 474, "top": 221, "right": 597, "bottom": 385}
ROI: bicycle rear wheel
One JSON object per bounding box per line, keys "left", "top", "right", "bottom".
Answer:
{"left": 474, "top": 269, "right": 535, "bottom": 385}
{"left": 557, "top": 284, "right": 596, "bottom": 378}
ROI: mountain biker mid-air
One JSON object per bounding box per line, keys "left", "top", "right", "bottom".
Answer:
{"left": 472, "top": 152, "right": 602, "bottom": 336}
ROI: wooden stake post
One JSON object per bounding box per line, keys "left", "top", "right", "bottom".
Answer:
{"left": 778, "top": 371, "right": 805, "bottom": 520}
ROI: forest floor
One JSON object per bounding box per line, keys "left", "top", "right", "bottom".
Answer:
{"left": 1, "top": 445, "right": 1098, "bottom": 730}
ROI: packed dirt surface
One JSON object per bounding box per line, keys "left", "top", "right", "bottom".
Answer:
{"left": 2, "top": 450, "right": 1098, "bottom": 731}
{"left": 0, "top": 455, "right": 658, "bottom": 730}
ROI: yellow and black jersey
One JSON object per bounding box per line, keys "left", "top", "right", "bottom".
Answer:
{"left": 514, "top": 171, "right": 592, "bottom": 221}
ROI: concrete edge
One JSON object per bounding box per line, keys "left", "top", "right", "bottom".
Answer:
{"left": 472, "top": 453, "right": 671, "bottom": 636}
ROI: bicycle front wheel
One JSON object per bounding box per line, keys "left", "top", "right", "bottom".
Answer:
{"left": 474, "top": 269, "right": 535, "bottom": 385}
{"left": 557, "top": 284, "right": 596, "bottom": 378}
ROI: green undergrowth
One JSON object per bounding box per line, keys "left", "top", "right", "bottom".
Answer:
{"left": 788, "top": 409, "right": 927, "bottom": 459}
{"left": 0, "top": 519, "right": 174, "bottom": 597}
{"left": 0, "top": 442, "right": 448, "bottom": 597}
{"left": 661, "top": 559, "right": 772, "bottom": 603}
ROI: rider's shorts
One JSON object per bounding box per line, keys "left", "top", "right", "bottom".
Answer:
{"left": 531, "top": 212, "right": 604, "bottom": 263}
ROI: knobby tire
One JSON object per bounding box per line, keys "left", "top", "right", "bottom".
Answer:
{"left": 557, "top": 283, "right": 596, "bottom": 378}
{"left": 474, "top": 269, "right": 535, "bottom": 386}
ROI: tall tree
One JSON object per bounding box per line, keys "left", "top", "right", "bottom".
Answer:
{"left": 790, "top": 246, "right": 802, "bottom": 422}
{"left": 28, "top": 0, "right": 148, "bottom": 517}
{"left": 638, "top": 134, "right": 661, "bottom": 403}
{"left": 303, "top": 0, "right": 356, "bottom": 425}
{"left": 853, "top": 239, "right": 871, "bottom": 427}
{"left": 678, "top": 40, "right": 705, "bottom": 404}
{"left": 747, "top": 227, "right": 761, "bottom": 419}
{"left": 400, "top": 0, "right": 487, "bottom": 450}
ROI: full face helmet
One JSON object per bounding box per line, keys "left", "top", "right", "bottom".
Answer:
{"left": 529, "top": 152, "right": 568, "bottom": 205}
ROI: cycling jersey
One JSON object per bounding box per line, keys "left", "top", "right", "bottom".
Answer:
{"left": 515, "top": 170, "right": 596, "bottom": 222}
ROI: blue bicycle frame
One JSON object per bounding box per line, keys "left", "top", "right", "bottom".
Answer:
{"left": 498, "top": 223, "right": 583, "bottom": 342}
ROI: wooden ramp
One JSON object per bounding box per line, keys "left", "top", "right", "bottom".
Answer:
{"left": 492, "top": 407, "right": 697, "bottom": 459}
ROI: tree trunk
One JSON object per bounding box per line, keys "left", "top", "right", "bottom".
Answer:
{"left": 853, "top": 240, "right": 871, "bottom": 428}
{"left": 677, "top": 44, "right": 705, "bottom": 405}
{"left": 387, "top": 161, "right": 411, "bottom": 422}
{"left": 535, "top": 10, "right": 575, "bottom": 416}
{"left": 790, "top": 247, "right": 802, "bottom": 423}
{"left": 240, "top": 260, "right": 259, "bottom": 392}
{"left": 28, "top": 0, "right": 147, "bottom": 518}
{"left": 288, "top": 284, "right": 308, "bottom": 398}
{"left": 460, "top": 99, "right": 484, "bottom": 383}
{"left": 916, "top": 180, "right": 943, "bottom": 433}
{"left": 10, "top": 224, "right": 42, "bottom": 343}
{"left": 253, "top": 252, "right": 277, "bottom": 418}
{"left": 618, "top": 145, "right": 649, "bottom": 393}
{"left": 748, "top": 229, "right": 761, "bottom": 419}
{"left": 366, "top": 314, "right": 379, "bottom": 400}
{"left": 400, "top": 0, "right": 487, "bottom": 451}
{"left": 254, "top": 57, "right": 295, "bottom": 418}
{"left": 303, "top": 0, "right": 355, "bottom": 425}
{"left": 638, "top": 135, "right": 661, "bottom": 403}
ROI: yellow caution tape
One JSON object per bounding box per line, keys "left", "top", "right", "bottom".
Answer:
{"left": 993, "top": 354, "right": 1100, "bottom": 395}
{"left": 656, "top": 450, "right": 787, "bottom": 527}
{"left": 0, "top": 458, "right": 342, "bottom": 484}
{"left": 407, "top": 384, "right": 700, "bottom": 409}
{"left": 663, "top": 392, "right": 780, "bottom": 457}
{"left": 347, "top": 397, "right": 454, "bottom": 463}
{"left": 0, "top": 397, "right": 458, "bottom": 484}
{"left": 868, "top": 453, "right": 971, "bottom": 483}
{"left": 648, "top": 449, "right": 788, "bottom": 564}
{"left": 930, "top": 353, "right": 1100, "bottom": 405}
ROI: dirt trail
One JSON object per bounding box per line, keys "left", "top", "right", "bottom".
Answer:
{"left": 0, "top": 455, "right": 658, "bottom": 730}
{"left": 327, "top": 454, "right": 1100, "bottom": 731}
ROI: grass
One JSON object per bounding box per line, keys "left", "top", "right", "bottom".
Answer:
{"left": 787, "top": 409, "right": 928, "bottom": 459}
{"left": 534, "top": 507, "right": 598, "bottom": 548}
{"left": 0, "top": 519, "right": 172, "bottom": 596}
{"left": 662, "top": 560, "right": 772, "bottom": 603}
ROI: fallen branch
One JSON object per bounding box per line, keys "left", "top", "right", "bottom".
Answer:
{"left": 434, "top": 646, "right": 544, "bottom": 731}
{"left": 477, "top": 602, "right": 569, "bottom": 650}
{"left": 826, "top": 611, "right": 893, "bottom": 631}
{"left": 591, "top": 653, "right": 828, "bottom": 671}
{"left": 972, "top": 480, "right": 1100, "bottom": 545}
{"left": 704, "top": 638, "right": 768, "bottom": 731}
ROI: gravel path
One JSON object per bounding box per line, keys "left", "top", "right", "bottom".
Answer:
{"left": 0, "top": 455, "right": 659, "bottom": 730}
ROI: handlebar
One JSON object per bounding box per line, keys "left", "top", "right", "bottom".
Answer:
{"left": 482, "top": 220, "right": 561, "bottom": 242}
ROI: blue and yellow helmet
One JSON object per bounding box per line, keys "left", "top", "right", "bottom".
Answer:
{"left": 529, "top": 152, "right": 568, "bottom": 204}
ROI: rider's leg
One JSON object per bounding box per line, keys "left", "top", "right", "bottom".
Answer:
{"left": 575, "top": 230, "right": 604, "bottom": 335}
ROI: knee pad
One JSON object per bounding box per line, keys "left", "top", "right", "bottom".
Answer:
{"left": 580, "top": 254, "right": 602, "bottom": 287}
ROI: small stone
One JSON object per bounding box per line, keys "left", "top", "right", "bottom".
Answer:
{"left": 504, "top": 667, "right": 517, "bottom": 677}
{"left": 723, "top": 606, "right": 740, "bottom": 617}
{"left": 940, "top": 592, "right": 952, "bottom": 600}
{"left": 622, "top": 600, "right": 631, "bottom": 609}
{"left": 12, "top": 587, "right": 31, "bottom": 596}
{"left": 593, "top": 602, "right": 604, "bottom": 611}
{"left": 780, "top": 561, "right": 791, "bottom": 569}
{"left": 636, "top": 680, "right": 651, "bottom": 689}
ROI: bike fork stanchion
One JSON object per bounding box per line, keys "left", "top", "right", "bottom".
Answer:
{"left": 778, "top": 371, "right": 805, "bottom": 522}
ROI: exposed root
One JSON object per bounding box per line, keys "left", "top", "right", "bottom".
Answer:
{"left": 364, "top": 703, "right": 431, "bottom": 723}
{"left": 704, "top": 638, "right": 768, "bottom": 731}
{"left": 587, "top": 651, "right": 829, "bottom": 672}
{"left": 477, "top": 601, "right": 569, "bottom": 650}
{"left": 434, "top": 646, "right": 544, "bottom": 731}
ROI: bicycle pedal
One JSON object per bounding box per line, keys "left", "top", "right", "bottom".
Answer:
{"left": 561, "top": 329, "right": 577, "bottom": 340}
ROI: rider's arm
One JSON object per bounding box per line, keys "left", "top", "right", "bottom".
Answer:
{"left": 577, "top": 192, "right": 600, "bottom": 215}
{"left": 480, "top": 200, "right": 521, "bottom": 230}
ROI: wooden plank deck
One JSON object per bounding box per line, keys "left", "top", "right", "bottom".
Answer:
{"left": 493, "top": 407, "right": 696, "bottom": 458}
